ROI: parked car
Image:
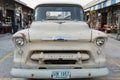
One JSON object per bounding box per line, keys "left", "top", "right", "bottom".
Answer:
{"left": 11, "top": 1, "right": 109, "bottom": 79}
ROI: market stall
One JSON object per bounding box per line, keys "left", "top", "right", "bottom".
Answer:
{"left": 0, "top": 17, "right": 12, "bottom": 34}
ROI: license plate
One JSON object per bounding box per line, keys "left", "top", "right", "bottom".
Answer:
{"left": 52, "top": 71, "right": 71, "bottom": 79}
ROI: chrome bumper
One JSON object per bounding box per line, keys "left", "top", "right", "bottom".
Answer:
{"left": 11, "top": 68, "right": 109, "bottom": 79}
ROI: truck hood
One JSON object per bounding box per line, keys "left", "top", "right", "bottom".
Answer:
{"left": 29, "top": 21, "right": 92, "bottom": 42}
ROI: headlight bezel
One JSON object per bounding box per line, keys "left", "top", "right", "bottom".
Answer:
{"left": 96, "top": 37, "right": 106, "bottom": 46}
{"left": 14, "top": 37, "right": 25, "bottom": 46}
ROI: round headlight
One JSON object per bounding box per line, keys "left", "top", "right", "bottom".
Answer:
{"left": 15, "top": 37, "right": 24, "bottom": 46}
{"left": 96, "top": 37, "right": 105, "bottom": 46}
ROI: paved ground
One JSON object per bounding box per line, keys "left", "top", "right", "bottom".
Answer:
{"left": 0, "top": 34, "right": 14, "bottom": 59}
{"left": 0, "top": 33, "right": 14, "bottom": 77}
{"left": 0, "top": 33, "right": 120, "bottom": 80}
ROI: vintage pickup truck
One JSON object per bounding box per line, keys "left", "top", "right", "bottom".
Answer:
{"left": 11, "top": 1, "right": 109, "bottom": 79}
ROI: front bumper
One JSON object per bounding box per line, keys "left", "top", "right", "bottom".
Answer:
{"left": 11, "top": 68, "right": 109, "bottom": 79}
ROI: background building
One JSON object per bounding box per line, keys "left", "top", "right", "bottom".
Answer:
{"left": 84, "top": 0, "right": 120, "bottom": 33}
{"left": 0, "top": 0, "right": 33, "bottom": 34}
{"left": 0, "top": 0, "right": 15, "bottom": 33}
{"left": 15, "top": 0, "right": 33, "bottom": 30}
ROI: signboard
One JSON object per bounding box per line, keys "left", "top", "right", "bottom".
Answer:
{"left": 107, "top": 0, "right": 111, "bottom": 7}
{"left": 111, "top": 0, "right": 116, "bottom": 5}
{"left": 102, "top": 1, "right": 106, "bottom": 8}
{"left": 98, "top": 3, "right": 102, "bottom": 9}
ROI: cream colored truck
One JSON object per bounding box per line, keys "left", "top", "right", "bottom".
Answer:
{"left": 11, "top": 2, "right": 109, "bottom": 79}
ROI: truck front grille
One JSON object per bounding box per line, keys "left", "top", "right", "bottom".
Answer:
{"left": 44, "top": 60, "right": 77, "bottom": 64}
{"left": 30, "top": 50, "right": 90, "bottom": 65}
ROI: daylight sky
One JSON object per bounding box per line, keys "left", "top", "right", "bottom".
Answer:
{"left": 20, "top": 0, "right": 93, "bottom": 8}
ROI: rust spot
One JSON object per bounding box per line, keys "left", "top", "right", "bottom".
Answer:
{"left": 88, "top": 73, "right": 91, "bottom": 77}
{"left": 31, "top": 74, "right": 34, "bottom": 77}
{"left": 51, "top": 74, "right": 53, "bottom": 78}
{"left": 20, "top": 33, "right": 28, "bottom": 42}
{"left": 58, "top": 58, "right": 63, "bottom": 60}
{"left": 20, "top": 33, "right": 26, "bottom": 39}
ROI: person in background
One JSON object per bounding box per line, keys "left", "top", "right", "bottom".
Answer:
{"left": 87, "top": 18, "right": 91, "bottom": 27}
{"left": 24, "top": 18, "right": 29, "bottom": 29}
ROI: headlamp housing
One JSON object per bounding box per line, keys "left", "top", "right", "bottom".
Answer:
{"left": 15, "top": 37, "right": 25, "bottom": 46}
{"left": 96, "top": 37, "right": 105, "bottom": 46}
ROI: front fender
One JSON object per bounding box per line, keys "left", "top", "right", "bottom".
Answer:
{"left": 91, "top": 30, "right": 108, "bottom": 41}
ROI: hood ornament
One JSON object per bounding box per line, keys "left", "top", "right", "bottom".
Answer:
{"left": 53, "top": 37, "right": 65, "bottom": 41}
{"left": 53, "top": 36, "right": 79, "bottom": 41}
{"left": 41, "top": 37, "right": 79, "bottom": 41}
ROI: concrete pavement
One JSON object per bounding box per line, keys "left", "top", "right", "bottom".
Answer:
{"left": 0, "top": 33, "right": 120, "bottom": 79}
{"left": 108, "top": 33, "right": 120, "bottom": 40}
{"left": 0, "top": 33, "right": 14, "bottom": 59}
{"left": 0, "top": 33, "right": 14, "bottom": 77}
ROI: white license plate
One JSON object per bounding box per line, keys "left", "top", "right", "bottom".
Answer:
{"left": 52, "top": 71, "right": 71, "bottom": 79}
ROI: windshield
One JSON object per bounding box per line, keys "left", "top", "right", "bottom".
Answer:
{"left": 34, "top": 4, "right": 84, "bottom": 21}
